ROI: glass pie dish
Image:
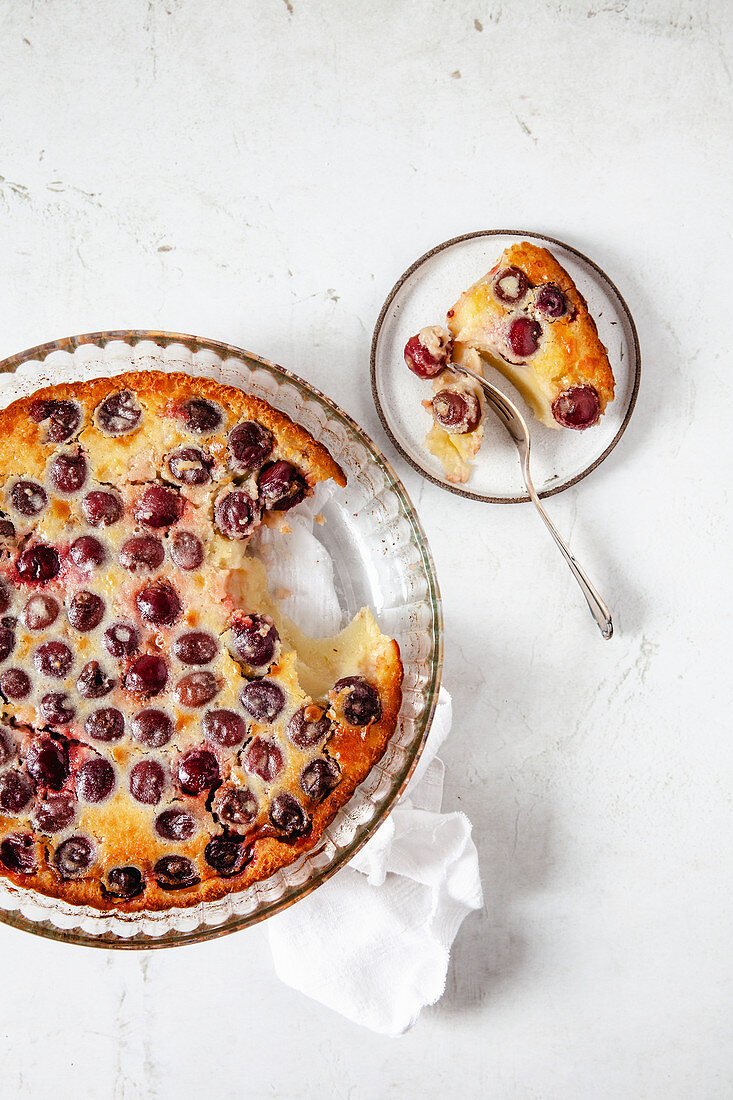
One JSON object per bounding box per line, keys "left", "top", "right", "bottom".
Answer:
{"left": 0, "top": 330, "right": 443, "bottom": 948}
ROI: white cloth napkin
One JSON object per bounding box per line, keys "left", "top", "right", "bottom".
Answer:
{"left": 267, "top": 688, "right": 483, "bottom": 1036}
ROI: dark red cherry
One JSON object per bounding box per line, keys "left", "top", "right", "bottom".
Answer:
{"left": 507, "top": 317, "right": 541, "bottom": 358}
{"left": 39, "top": 692, "right": 76, "bottom": 726}
{"left": 239, "top": 679, "right": 285, "bottom": 722}
{"left": 231, "top": 614, "right": 278, "bottom": 668}
{"left": 0, "top": 626, "right": 15, "bottom": 662}
{"left": 493, "top": 266, "right": 529, "bottom": 304}
{"left": 85, "top": 707, "right": 124, "bottom": 743}
{"left": 25, "top": 737, "right": 68, "bottom": 790}
{"left": 167, "top": 447, "right": 213, "bottom": 486}
{"left": 0, "top": 578, "right": 10, "bottom": 614}
{"left": 153, "top": 855, "right": 200, "bottom": 890}
{"left": 535, "top": 283, "right": 569, "bottom": 319}
{"left": 125, "top": 655, "right": 168, "bottom": 697}
{"left": 134, "top": 485, "right": 181, "bottom": 528}
{"left": 16, "top": 544, "right": 60, "bottom": 582}
{"left": 23, "top": 593, "right": 59, "bottom": 630}
{"left": 227, "top": 420, "right": 274, "bottom": 472}
{"left": 33, "top": 792, "right": 76, "bottom": 833}
{"left": 55, "top": 836, "right": 95, "bottom": 878}
{"left": 204, "top": 837, "right": 253, "bottom": 877}
{"left": 76, "top": 660, "right": 115, "bottom": 699}
{"left": 258, "top": 461, "right": 307, "bottom": 511}
{"left": 172, "top": 631, "right": 218, "bottom": 665}
{"left": 104, "top": 866, "right": 144, "bottom": 898}
{"left": 136, "top": 580, "right": 181, "bottom": 625}
{"left": 34, "top": 640, "right": 73, "bottom": 678}
{"left": 70, "top": 535, "right": 106, "bottom": 571}
{"left": 243, "top": 737, "right": 283, "bottom": 783}
{"left": 82, "top": 490, "right": 123, "bottom": 527}
{"left": 10, "top": 480, "right": 47, "bottom": 516}
{"left": 131, "top": 708, "right": 173, "bottom": 748}
{"left": 67, "top": 590, "right": 105, "bottom": 631}
{"left": 331, "top": 676, "right": 381, "bottom": 726}
{"left": 431, "top": 389, "right": 481, "bottom": 434}
{"left": 104, "top": 621, "right": 139, "bottom": 658}
{"left": 180, "top": 397, "right": 222, "bottom": 435}
{"left": 155, "top": 808, "right": 196, "bottom": 841}
{"left": 177, "top": 748, "right": 219, "bottom": 795}
{"left": 203, "top": 709, "right": 247, "bottom": 747}
{"left": 173, "top": 671, "right": 220, "bottom": 709}
{"left": 170, "top": 531, "right": 204, "bottom": 571}
{"left": 0, "top": 668, "right": 30, "bottom": 700}
{"left": 214, "top": 489, "right": 261, "bottom": 540}
{"left": 0, "top": 834, "right": 37, "bottom": 874}
{"left": 129, "top": 760, "right": 166, "bottom": 804}
{"left": 213, "top": 784, "right": 258, "bottom": 828}
{"left": 552, "top": 386, "right": 601, "bottom": 429}
{"left": 49, "top": 451, "right": 87, "bottom": 494}
{"left": 29, "top": 398, "right": 81, "bottom": 442}
{"left": 0, "top": 726, "right": 14, "bottom": 764}
{"left": 95, "top": 390, "right": 142, "bottom": 435}
{"left": 404, "top": 327, "right": 453, "bottom": 378}
{"left": 76, "top": 758, "right": 115, "bottom": 802}
{"left": 300, "top": 756, "right": 340, "bottom": 802}
{"left": 0, "top": 769, "right": 34, "bottom": 813}
{"left": 269, "top": 793, "right": 311, "bottom": 838}
{"left": 287, "top": 704, "right": 330, "bottom": 747}
{"left": 119, "top": 535, "right": 165, "bottom": 572}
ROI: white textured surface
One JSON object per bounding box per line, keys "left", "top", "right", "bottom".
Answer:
{"left": 0, "top": 1, "right": 731, "bottom": 1097}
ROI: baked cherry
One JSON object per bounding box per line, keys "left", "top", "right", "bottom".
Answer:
{"left": 507, "top": 317, "right": 541, "bottom": 358}
{"left": 70, "top": 535, "right": 106, "bottom": 570}
{"left": 119, "top": 535, "right": 165, "bottom": 572}
{"left": 68, "top": 590, "right": 105, "bottom": 631}
{"left": 134, "top": 485, "right": 181, "bottom": 528}
{"left": 203, "top": 709, "right": 247, "bottom": 748}
{"left": 0, "top": 519, "right": 14, "bottom": 541}
{"left": 172, "top": 631, "right": 218, "bottom": 665}
{"left": 76, "top": 660, "right": 115, "bottom": 699}
{"left": 535, "top": 283, "right": 569, "bottom": 318}
{"left": 239, "top": 679, "right": 285, "bottom": 722}
{"left": 300, "top": 756, "right": 340, "bottom": 802}
{"left": 131, "top": 708, "right": 173, "bottom": 748}
{"left": 25, "top": 737, "right": 68, "bottom": 790}
{"left": 55, "top": 836, "right": 95, "bottom": 878}
{"left": 431, "top": 389, "right": 481, "bottom": 434}
{"left": 231, "top": 614, "right": 279, "bottom": 669}
{"left": 0, "top": 726, "right": 14, "bottom": 764}
{"left": 170, "top": 530, "right": 204, "bottom": 571}
{"left": 10, "top": 479, "right": 47, "bottom": 516}
{"left": 493, "top": 266, "right": 529, "bottom": 304}
{"left": 34, "top": 640, "right": 73, "bottom": 678}
{"left": 243, "top": 737, "right": 283, "bottom": 783}
{"left": 22, "top": 593, "right": 60, "bottom": 630}
{"left": 287, "top": 704, "right": 330, "bottom": 747}
{"left": 104, "top": 866, "right": 144, "bottom": 898}
{"left": 551, "top": 385, "right": 601, "bottom": 429}
{"left": 136, "top": 580, "right": 181, "bottom": 626}
{"left": 153, "top": 855, "right": 200, "bottom": 890}
{"left": 180, "top": 397, "right": 222, "bottom": 435}
{"left": 214, "top": 489, "right": 261, "bottom": 540}
{"left": 269, "top": 793, "right": 311, "bottom": 838}
{"left": 49, "top": 451, "right": 87, "bottom": 494}
{"left": 29, "top": 398, "right": 81, "bottom": 442}
{"left": 33, "top": 792, "right": 76, "bottom": 833}
{"left": 40, "top": 692, "right": 76, "bottom": 726}
{"left": 0, "top": 668, "right": 30, "bottom": 699}
{"left": 174, "top": 671, "right": 220, "bottom": 709}
{"left": 178, "top": 748, "right": 219, "bottom": 794}
{"left": 258, "top": 461, "right": 307, "bottom": 511}
{"left": 404, "top": 327, "right": 453, "bottom": 378}
{"left": 0, "top": 769, "right": 34, "bottom": 813}
{"left": 95, "top": 390, "right": 142, "bottom": 435}
{"left": 76, "top": 758, "right": 115, "bottom": 802}
{"left": 104, "top": 622, "right": 139, "bottom": 658}
{"left": 125, "top": 655, "right": 168, "bottom": 697}
{"left": 82, "top": 490, "right": 123, "bottom": 527}
{"left": 331, "top": 676, "right": 381, "bottom": 726}
{"left": 129, "top": 759, "right": 166, "bottom": 804}
{"left": 0, "top": 834, "right": 37, "bottom": 874}
{"left": 167, "top": 447, "right": 213, "bottom": 486}
{"left": 85, "top": 707, "right": 125, "bottom": 743}
{"left": 0, "top": 626, "right": 15, "bottom": 662}
{"left": 0, "top": 578, "right": 10, "bottom": 614}
{"left": 16, "top": 544, "right": 60, "bottom": 582}
{"left": 155, "top": 808, "right": 196, "bottom": 841}
{"left": 204, "top": 837, "right": 253, "bottom": 877}
{"left": 213, "top": 784, "right": 258, "bottom": 828}
{"left": 227, "top": 420, "right": 274, "bottom": 472}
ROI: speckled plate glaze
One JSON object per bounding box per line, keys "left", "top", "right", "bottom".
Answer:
{"left": 0, "top": 331, "right": 442, "bottom": 948}
{"left": 371, "top": 231, "right": 641, "bottom": 503}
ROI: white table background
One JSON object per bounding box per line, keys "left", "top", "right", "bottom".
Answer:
{"left": 0, "top": 1, "right": 730, "bottom": 1097}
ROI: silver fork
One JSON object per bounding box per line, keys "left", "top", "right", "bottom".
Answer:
{"left": 453, "top": 363, "right": 614, "bottom": 639}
